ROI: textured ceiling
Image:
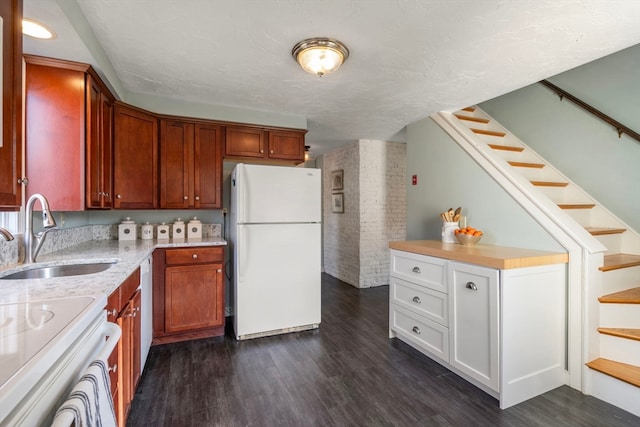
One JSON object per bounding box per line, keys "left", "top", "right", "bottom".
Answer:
{"left": 23, "top": 0, "right": 640, "bottom": 155}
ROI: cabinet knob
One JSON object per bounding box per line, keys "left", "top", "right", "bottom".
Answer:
{"left": 116, "top": 194, "right": 122, "bottom": 199}
{"left": 104, "top": 192, "right": 110, "bottom": 198}
{"left": 412, "top": 326, "right": 421, "bottom": 335}
{"left": 107, "top": 308, "right": 118, "bottom": 318}
{"left": 195, "top": 196, "right": 200, "bottom": 201}
{"left": 412, "top": 266, "right": 421, "bottom": 274}
{"left": 217, "top": 269, "right": 222, "bottom": 273}
{"left": 270, "top": 150, "right": 274, "bottom": 154}
{"left": 108, "top": 364, "right": 118, "bottom": 373}
{"left": 192, "top": 254, "right": 198, "bottom": 259}
{"left": 412, "top": 296, "right": 421, "bottom": 304}
{"left": 184, "top": 196, "right": 188, "bottom": 200}
{"left": 466, "top": 282, "right": 478, "bottom": 291}
{"left": 260, "top": 149, "right": 264, "bottom": 154}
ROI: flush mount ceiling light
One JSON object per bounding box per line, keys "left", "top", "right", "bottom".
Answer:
{"left": 292, "top": 37, "right": 349, "bottom": 77}
{"left": 22, "top": 19, "right": 55, "bottom": 39}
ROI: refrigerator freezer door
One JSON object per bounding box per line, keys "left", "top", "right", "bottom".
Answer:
{"left": 234, "top": 223, "right": 321, "bottom": 339}
{"left": 234, "top": 164, "right": 321, "bottom": 224}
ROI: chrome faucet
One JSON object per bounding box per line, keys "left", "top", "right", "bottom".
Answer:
{"left": 0, "top": 227, "right": 14, "bottom": 241}
{"left": 24, "top": 193, "right": 58, "bottom": 264}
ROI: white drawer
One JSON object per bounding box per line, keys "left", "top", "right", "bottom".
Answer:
{"left": 390, "top": 250, "right": 447, "bottom": 293}
{"left": 391, "top": 277, "right": 448, "bottom": 326}
{"left": 390, "top": 305, "right": 449, "bottom": 363}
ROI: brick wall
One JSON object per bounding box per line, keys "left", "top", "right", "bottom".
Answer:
{"left": 323, "top": 140, "right": 406, "bottom": 288}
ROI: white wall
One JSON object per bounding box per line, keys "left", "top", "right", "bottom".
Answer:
{"left": 359, "top": 140, "right": 407, "bottom": 287}
{"left": 323, "top": 143, "right": 360, "bottom": 286}
{"left": 323, "top": 140, "right": 407, "bottom": 288}
{"left": 406, "top": 117, "right": 563, "bottom": 252}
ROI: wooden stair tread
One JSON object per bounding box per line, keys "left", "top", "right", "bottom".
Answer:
{"left": 531, "top": 181, "right": 569, "bottom": 187}
{"left": 508, "top": 161, "right": 545, "bottom": 169}
{"left": 488, "top": 143, "right": 524, "bottom": 152}
{"left": 462, "top": 107, "right": 475, "bottom": 112}
{"left": 454, "top": 113, "right": 490, "bottom": 123}
{"left": 586, "top": 358, "right": 640, "bottom": 387}
{"left": 557, "top": 203, "right": 596, "bottom": 209}
{"left": 471, "top": 128, "right": 506, "bottom": 137}
{"left": 586, "top": 227, "right": 627, "bottom": 236}
{"left": 598, "top": 328, "right": 640, "bottom": 341}
{"left": 600, "top": 254, "right": 640, "bottom": 272}
{"left": 599, "top": 286, "right": 640, "bottom": 304}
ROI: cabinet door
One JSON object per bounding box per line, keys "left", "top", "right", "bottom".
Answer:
{"left": 448, "top": 262, "right": 499, "bottom": 391}
{"left": 194, "top": 123, "right": 222, "bottom": 208}
{"left": 165, "top": 263, "right": 223, "bottom": 333}
{"left": 160, "top": 120, "right": 193, "bottom": 208}
{"left": 0, "top": 0, "right": 22, "bottom": 209}
{"left": 267, "top": 130, "right": 304, "bottom": 161}
{"left": 101, "top": 95, "right": 114, "bottom": 208}
{"left": 225, "top": 126, "right": 265, "bottom": 158}
{"left": 130, "top": 289, "right": 142, "bottom": 392}
{"left": 24, "top": 61, "right": 85, "bottom": 210}
{"left": 113, "top": 103, "right": 158, "bottom": 209}
{"left": 86, "top": 75, "right": 114, "bottom": 209}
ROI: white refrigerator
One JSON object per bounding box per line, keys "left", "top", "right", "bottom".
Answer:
{"left": 230, "top": 164, "right": 322, "bottom": 340}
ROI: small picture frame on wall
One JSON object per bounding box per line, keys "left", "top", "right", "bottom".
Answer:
{"left": 331, "top": 193, "right": 344, "bottom": 213}
{"left": 331, "top": 169, "right": 344, "bottom": 190}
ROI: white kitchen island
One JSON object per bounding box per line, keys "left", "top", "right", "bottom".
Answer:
{"left": 389, "top": 240, "right": 568, "bottom": 409}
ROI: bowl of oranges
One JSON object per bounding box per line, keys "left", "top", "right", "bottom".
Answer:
{"left": 454, "top": 226, "right": 483, "bottom": 246}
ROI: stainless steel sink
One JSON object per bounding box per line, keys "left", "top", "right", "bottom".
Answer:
{"left": 0, "top": 262, "right": 116, "bottom": 280}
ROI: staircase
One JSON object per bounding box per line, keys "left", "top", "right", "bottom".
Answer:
{"left": 433, "top": 106, "right": 640, "bottom": 416}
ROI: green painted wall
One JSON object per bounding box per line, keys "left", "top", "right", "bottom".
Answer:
{"left": 406, "top": 117, "right": 562, "bottom": 252}
{"left": 480, "top": 44, "right": 640, "bottom": 232}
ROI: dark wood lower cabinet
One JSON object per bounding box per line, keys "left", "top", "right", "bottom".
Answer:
{"left": 153, "top": 246, "right": 225, "bottom": 344}
{"left": 106, "top": 268, "right": 141, "bottom": 427}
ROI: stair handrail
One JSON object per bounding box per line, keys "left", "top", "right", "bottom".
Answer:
{"left": 540, "top": 80, "right": 640, "bottom": 143}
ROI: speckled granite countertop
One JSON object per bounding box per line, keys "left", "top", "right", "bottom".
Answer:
{"left": 0, "top": 238, "right": 227, "bottom": 304}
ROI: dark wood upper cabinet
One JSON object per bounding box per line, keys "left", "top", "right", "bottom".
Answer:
{"left": 113, "top": 103, "right": 158, "bottom": 209}
{"left": 0, "top": 0, "right": 23, "bottom": 210}
{"left": 225, "top": 126, "right": 306, "bottom": 164}
{"left": 24, "top": 55, "right": 115, "bottom": 211}
{"left": 86, "top": 75, "right": 115, "bottom": 209}
{"left": 160, "top": 119, "right": 222, "bottom": 209}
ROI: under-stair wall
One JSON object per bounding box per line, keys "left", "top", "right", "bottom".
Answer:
{"left": 432, "top": 106, "right": 640, "bottom": 417}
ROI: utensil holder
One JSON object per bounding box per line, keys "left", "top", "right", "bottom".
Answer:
{"left": 441, "top": 221, "right": 458, "bottom": 243}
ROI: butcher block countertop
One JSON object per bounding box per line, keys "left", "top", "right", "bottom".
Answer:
{"left": 389, "top": 240, "right": 568, "bottom": 270}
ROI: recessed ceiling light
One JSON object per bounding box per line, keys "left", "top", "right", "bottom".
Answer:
{"left": 22, "top": 19, "right": 55, "bottom": 39}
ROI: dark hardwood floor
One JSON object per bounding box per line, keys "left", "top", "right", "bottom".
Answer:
{"left": 128, "top": 273, "right": 639, "bottom": 426}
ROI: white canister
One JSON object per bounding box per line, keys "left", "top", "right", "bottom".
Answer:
{"left": 157, "top": 222, "right": 170, "bottom": 240}
{"left": 141, "top": 222, "right": 154, "bottom": 240}
{"left": 118, "top": 217, "right": 137, "bottom": 241}
{"left": 172, "top": 218, "right": 185, "bottom": 239}
{"left": 187, "top": 217, "right": 202, "bottom": 239}
{"left": 441, "top": 221, "right": 458, "bottom": 243}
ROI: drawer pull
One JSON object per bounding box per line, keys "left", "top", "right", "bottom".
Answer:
{"left": 466, "top": 282, "right": 478, "bottom": 291}
{"left": 412, "top": 326, "right": 421, "bottom": 335}
{"left": 412, "top": 296, "right": 421, "bottom": 304}
{"left": 192, "top": 254, "right": 198, "bottom": 259}
{"left": 411, "top": 266, "right": 421, "bottom": 273}
{"left": 108, "top": 364, "right": 118, "bottom": 373}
